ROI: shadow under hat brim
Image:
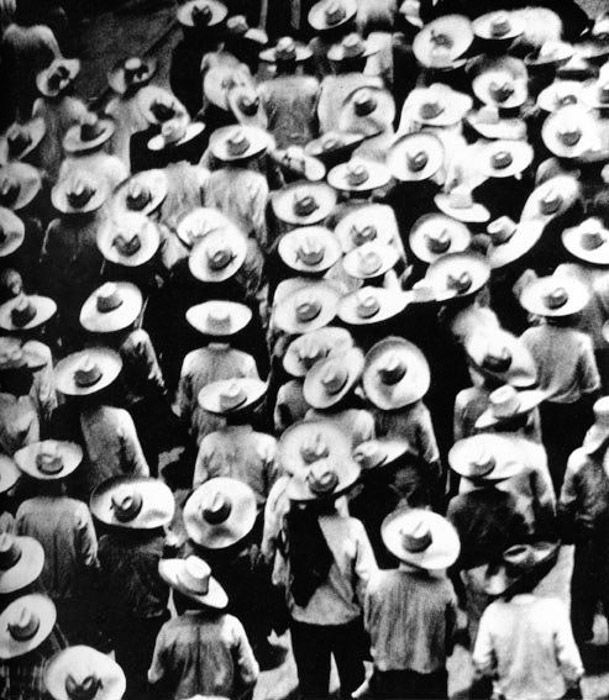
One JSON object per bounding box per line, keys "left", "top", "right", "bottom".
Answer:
{"left": 159, "top": 560, "right": 228, "bottom": 609}
{"left": 14, "top": 440, "right": 83, "bottom": 481}
{"left": 475, "top": 390, "right": 546, "bottom": 430}
{"left": 197, "top": 378, "right": 268, "bottom": 415}
{"left": 272, "top": 182, "right": 337, "bottom": 226}
{"left": 562, "top": 225, "right": 609, "bottom": 265}
{"left": 90, "top": 475, "right": 175, "bottom": 529}
{"left": 97, "top": 218, "right": 161, "bottom": 267}
{"left": 381, "top": 508, "right": 460, "bottom": 570}
{"left": 0, "top": 455, "right": 20, "bottom": 494}
{"left": 387, "top": 133, "right": 444, "bottom": 183}
{"left": 183, "top": 477, "right": 257, "bottom": 548}
{"left": 519, "top": 277, "right": 590, "bottom": 317}
{"left": 327, "top": 161, "right": 392, "bottom": 193}
{"left": 0, "top": 537, "right": 44, "bottom": 594}
{"left": 278, "top": 227, "right": 342, "bottom": 274}
{"left": 434, "top": 194, "right": 490, "bottom": 224}
{"left": 0, "top": 163, "right": 42, "bottom": 211}
{"left": 45, "top": 645, "right": 126, "bottom": 700}
{"left": 448, "top": 435, "right": 526, "bottom": 481}
{"left": 278, "top": 419, "right": 352, "bottom": 474}
{"left": 80, "top": 282, "right": 143, "bottom": 333}
{"left": 482, "top": 542, "right": 559, "bottom": 596}
{"left": 54, "top": 347, "right": 122, "bottom": 397}
{"left": 308, "top": 0, "right": 357, "bottom": 31}
{"left": 412, "top": 14, "right": 474, "bottom": 68}
{"left": 63, "top": 120, "right": 116, "bottom": 154}
{"left": 283, "top": 326, "right": 353, "bottom": 378}
{"left": 337, "top": 287, "right": 410, "bottom": 325}
{"left": 0, "top": 295, "right": 56, "bottom": 332}
{"left": 186, "top": 300, "right": 252, "bottom": 336}
{"left": 107, "top": 58, "right": 158, "bottom": 95}
{"left": 286, "top": 458, "right": 361, "bottom": 501}
{"left": 147, "top": 122, "right": 206, "bottom": 152}
{"left": 409, "top": 213, "right": 471, "bottom": 264}
{"left": 113, "top": 170, "right": 168, "bottom": 216}
{"left": 273, "top": 282, "right": 340, "bottom": 335}
{"left": 0, "top": 594, "right": 56, "bottom": 659}
{"left": 479, "top": 141, "right": 534, "bottom": 178}
{"left": 36, "top": 59, "right": 81, "bottom": 97}
{"left": 176, "top": 0, "right": 228, "bottom": 28}
{"left": 303, "top": 348, "right": 364, "bottom": 409}
{"left": 487, "top": 219, "right": 545, "bottom": 269}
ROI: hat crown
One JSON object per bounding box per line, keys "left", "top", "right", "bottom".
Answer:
{"left": 598, "top": 83, "right": 609, "bottom": 103}
{"left": 73, "top": 357, "right": 103, "bottom": 388}
{"left": 206, "top": 308, "right": 232, "bottom": 332}
{"left": 192, "top": 3, "right": 213, "bottom": 25}
{"left": 491, "top": 150, "right": 513, "bottom": 170}
{"left": 447, "top": 185, "right": 473, "bottom": 209}
{"left": 593, "top": 396, "right": 609, "bottom": 426}
{"left": 295, "top": 294, "right": 322, "bottom": 322}
{"left": 0, "top": 176, "right": 20, "bottom": 206}
{"left": 0, "top": 343, "right": 26, "bottom": 370}
{"left": 296, "top": 235, "right": 325, "bottom": 266}
{"left": 353, "top": 90, "right": 376, "bottom": 116}
{"left": 226, "top": 130, "right": 251, "bottom": 157}
{"left": 182, "top": 556, "right": 211, "bottom": 593}
{"left": 579, "top": 219, "right": 606, "bottom": 250}
{"left": 6, "top": 125, "right": 32, "bottom": 157}
{"left": 227, "top": 14, "right": 248, "bottom": 34}
{"left": 126, "top": 181, "right": 151, "bottom": 211}
{"left": 202, "top": 491, "right": 232, "bottom": 525}
{"left": 482, "top": 342, "right": 512, "bottom": 373}
{"left": 96, "top": 282, "right": 124, "bottom": 313}
{"left": 11, "top": 295, "right": 36, "bottom": 327}
{"left": 321, "top": 134, "right": 341, "bottom": 151}
{"left": 558, "top": 123, "right": 581, "bottom": 146}
{"left": 430, "top": 29, "right": 453, "bottom": 49}
{"left": 219, "top": 381, "right": 248, "bottom": 410}
{"left": 300, "top": 433, "right": 330, "bottom": 463}
{"left": 293, "top": 192, "right": 319, "bottom": 217}
{"left": 65, "top": 674, "right": 102, "bottom": 700}
{"left": 206, "top": 242, "right": 235, "bottom": 270}
{"left": 407, "top": 150, "right": 429, "bottom": 172}
{"left": 356, "top": 290, "right": 380, "bottom": 318}
{"left": 357, "top": 247, "right": 383, "bottom": 276}
{"left": 346, "top": 162, "right": 369, "bottom": 186}
{"left": 276, "top": 37, "right": 297, "bottom": 61}
{"left": 161, "top": 118, "right": 187, "bottom": 145}
{"left": 425, "top": 228, "right": 451, "bottom": 254}
{"left": 446, "top": 270, "right": 473, "bottom": 294}
{"left": 237, "top": 94, "right": 260, "bottom": 116}
{"left": 351, "top": 224, "right": 377, "bottom": 246}
{"left": 0, "top": 533, "right": 21, "bottom": 571}
{"left": 469, "top": 446, "right": 497, "bottom": 477}
{"left": 490, "top": 13, "right": 511, "bottom": 37}
{"left": 321, "top": 363, "right": 349, "bottom": 395}
{"left": 543, "top": 285, "right": 569, "bottom": 310}
{"left": 487, "top": 216, "right": 517, "bottom": 244}
{"left": 477, "top": 105, "right": 500, "bottom": 125}
{"left": 378, "top": 352, "right": 407, "bottom": 385}
{"left": 149, "top": 100, "right": 176, "bottom": 123}
{"left": 7, "top": 605, "right": 39, "bottom": 641}
{"left": 66, "top": 179, "right": 95, "bottom": 209}
{"left": 80, "top": 118, "right": 104, "bottom": 143}
{"left": 502, "top": 544, "right": 538, "bottom": 577}
{"left": 325, "top": 2, "right": 346, "bottom": 26}
{"left": 540, "top": 189, "right": 561, "bottom": 214}
{"left": 489, "top": 79, "right": 515, "bottom": 104}
{"left": 353, "top": 441, "right": 385, "bottom": 469}
{"left": 113, "top": 231, "right": 142, "bottom": 256}
{"left": 298, "top": 338, "right": 327, "bottom": 367}
{"left": 490, "top": 384, "right": 521, "bottom": 418}
{"left": 36, "top": 447, "right": 64, "bottom": 475}
{"left": 419, "top": 100, "right": 444, "bottom": 120}
{"left": 305, "top": 459, "right": 339, "bottom": 495}
{"left": 47, "top": 64, "right": 70, "bottom": 92}
{"left": 111, "top": 489, "right": 144, "bottom": 522}
{"left": 400, "top": 520, "right": 433, "bottom": 553}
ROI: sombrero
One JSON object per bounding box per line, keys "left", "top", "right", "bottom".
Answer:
{"left": 472, "top": 11, "right": 523, "bottom": 42}
{"left": 327, "top": 33, "right": 378, "bottom": 63}
{"left": 0, "top": 162, "right": 42, "bottom": 211}
{"left": 279, "top": 419, "right": 352, "bottom": 474}
{"left": 278, "top": 226, "right": 342, "bottom": 274}
{"left": 2, "top": 117, "right": 46, "bottom": 162}
{"left": 108, "top": 56, "right": 157, "bottom": 95}
{"left": 466, "top": 328, "right": 537, "bottom": 389}
{"left": 52, "top": 171, "right": 108, "bottom": 215}
{"left": 381, "top": 508, "right": 460, "bottom": 569}
{"left": 177, "top": 207, "right": 237, "bottom": 249}
{"left": 304, "top": 131, "right": 365, "bottom": 168}
{"left": 188, "top": 228, "right": 247, "bottom": 283}
{"left": 342, "top": 241, "right": 399, "bottom": 280}
{"left": 583, "top": 396, "right": 609, "bottom": 455}
{"left": 203, "top": 64, "right": 252, "bottom": 111}
{"left": 423, "top": 252, "right": 490, "bottom": 302}
{"left": 0, "top": 594, "right": 56, "bottom": 659}
{"left": 303, "top": 347, "right": 364, "bottom": 409}
{"left": 273, "top": 281, "right": 340, "bottom": 334}
{"left": 139, "top": 87, "right": 188, "bottom": 127}
{"left": 485, "top": 216, "right": 546, "bottom": 269}
{"left": 334, "top": 204, "right": 398, "bottom": 253}
{"left": 363, "top": 336, "right": 430, "bottom": 410}
{"left": 520, "top": 175, "right": 580, "bottom": 222}
{"left": 537, "top": 80, "right": 585, "bottom": 113}
{"left": 581, "top": 76, "right": 609, "bottom": 109}
{"left": 434, "top": 186, "right": 490, "bottom": 224}
{"left": 0, "top": 337, "right": 47, "bottom": 372}
{"left": 90, "top": 475, "right": 175, "bottom": 530}
{"left": 183, "top": 477, "right": 257, "bottom": 549}
{"left": 308, "top": 0, "right": 357, "bottom": 32}
{"left": 97, "top": 213, "right": 161, "bottom": 267}
{"left": 524, "top": 41, "right": 574, "bottom": 70}
{"left": 54, "top": 347, "right": 122, "bottom": 397}
{"left": 186, "top": 300, "right": 252, "bottom": 337}
{"left": 519, "top": 274, "right": 590, "bottom": 317}
{"left": 448, "top": 433, "right": 525, "bottom": 481}
{"left": 478, "top": 139, "right": 534, "bottom": 179}
{"left": 483, "top": 542, "right": 559, "bottom": 597}
{"left": 541, "top": 105, "right": 599, "bottom": 158}
{"left": 0, "top": 534, "right": 44, "bottom": 594}
{"left": 177, "top": 0, "right": 228, "bottom": 28}
{"left": 283, "top": 326, "right": 353, "bottom": 378}
{"left": 80, "top": 282, "right": 143, "bottom": 334}
{"left": 209, "top": 125, "right": 270, "bottom": 162}
{"left": 0, "top": 207, "right": 24, "bottom": 257}
{"left": 409, "top": 213, "right": 471, "bottom": 264}
{"left": 475, "top": 384, "right": 546, "bottom": 430}
{"left": 63, "top": 116, "right": 115, "bottom": 154}
{"left": 412, "top": 14, "right": 474, "bottom": 69}
{"left": 327, "top": 158, "right": 391, "bottom": 193}
{"left": 402, "top": 84, "right": 472, "bottom": 127}
{"left": 387, "top": 132, "right": 444, "bottom": 183}
{"left": 45, "top": 645, "right": 126, "bottom": 700}
{"left": 0, "top": 293, "right": 57, "bottom": 331}
{"left": 353, "top": 437, "right": 411, "bottom": 471}
{"left": 465, "top": 106, "right": 527, "bottom": 141}
{"left": 272, "top": 181, "right": 337, "bottom": 226}
{"left": 198, "top": 378, "right": 267, "bottom": 415}
{"left": 147, "top": 117, "right": 205, "bottom": 152}
{"left": 36, "top": 58, "right": 81, "bottom": 98}
{"left": 260, "top": 37, "right": 312, "bottom": 64}
{"left": 159, "top": 556, "right": 228, "bottom": 609}
{"left": 562, "top": 217, "right": 609, "bottom": 265}
{"left": 0, "top": 455, "right": 20, "bottom": 494}
{"left": 227, "top": 86, "right": 268, "bottom": 130}
{"left": 287, "top": 455, "right": 361, "bottom": 501}
{"left": 472, "top": 56, "right": 528, "bottom": 110}
{"left": 112, "top": 170, "right": 168, "bottom": 216}
{"left": 338, "top": 86, "right": 395, "bottom": 139}
{"left": 338, "top": 286, "right": 409, "bottom": 325}
{"left": 14, "top": 440, "right": 83, "bottom": 481}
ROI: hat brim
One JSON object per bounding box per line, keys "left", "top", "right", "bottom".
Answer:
{"left": 0, "top": 594, "right": 56, "bottom": 659}
{"left": 186, "top": 300, "right": 252, "bottom": 336}
{"left": 209, "top": 125, "right": 271, "bottom": 162}
{"left": 90, "top": 475, "right": 175, "bottom": 530}
{"left": 482, "top": 542, "right": 559, "bottom": 596}
{"left": 381, "top": 508, "right": 460, "bottom": 570}
{"left": 0, "top": 537, "right": 44, "bottom": 594}
{"left": 14, "top": 440, "right": 83, "bottom": 482}
{"left": 334, "top": 203, "right": 398, "bottom": 254}
{"left": 363, "top": 338, "right": 430, "bottom": 410}
{"left": 448, "top": 435, "right": 527, "bottom": 481}
{"left": 409, "top": 213, "right": 471, "bottom": 264}
{"left": 342, "top": 243, "right": 399, "bottom": 280}
{"left": 537, "top": 81, "right": 584, "bottom": 113}
{"left": 107, "top": 58, "right": 158, "bottom": 95}
{"left": 45, "top": 645, "right": 126, "bottom": 700}
{"left": 147, "top": 122, "right": 206, "bottom": 152}
{"left": 0, "top": 163, "right": 42, "bottom": 211}
{"left": 465, "top": 112, "right": 527, "bottom": 141}
{"left": 197, "top": 378, "right": 267, "bottom": 415}
{"left": 519, "top": 276, "right": 590, "bottom": 317}
{"left": 327, "top": 161, "right": 392, "bottom": 193}
{"left": 63, "top": 120, "right": 115, "bottom": 155}
{"left": 278, "top": 419, "right": 352, "bottom": 474}
{"left": 159, "top": 559, "right": 228, "bottom": 609}
{"left": 80, "top": 282, "right": 143, "bottom": 333}
{"left": 283, "top": 327, "right": 353, "bottom": 378}
{"left": 583, "top": 420, "right": 609, "bottom": 455}
{"left": 272, "top": 182, "right": 337, "bottom": 226}
{"left": 287, "top": 458, "right": 360, "bottom": 501}
{"left": 338, "top": 287, "right": 410, "bottom": 325}
{"left": 274, "top": 282, "right": 340, "bottom": 335}
{"left": 308, "top": 0, "right": 357, "bottom": 31}
{"left": 0, "top": 208, "right": 25, "bottom": 257}
{"left": 2, "top": 117, "right": 46, "bottom": 161}
{"left": 0, "top": 295, "right": 56, "bottom": 332}
{"left": 475, "top": 390, "right": 545, "bottom": 430}
{"left": 520, "top": 175, "right": 580, "bottom": 222}
{"left": 183, "top": 477, "right": 257, "bottom": 548}
{"left": 260, "top": 45, "right": 312, "bottom": 63}
{"left": 387, "top": 133, "right": 444, "bottom": 183}
{"left": 479, "top": 140, "right": 534, "bottom": 179}
{"left": 54, "top": 347, "right": 122, "bottom": 397}
{"left": 0, "top": 455, "right": 20, "bottom": 494}
{"left": 488, "top": 220, "right": 545, "bottom": 269}
{"left": 113, "top": 169, "right": 168, "bottom": 216}
{"left": 177, "top": 207, "right": 235, "bottom": 249}
{"left": 327, "top": 43, "right": 377, "bottom": 63}
{"left": 177, "top": 0, "right": 228, "bottom": 28}
{"left": 278, "top": 226, "right": 342, "bottom": 274}
{"left": 304, "top": 132, "right": 365, "bottom": 167}
{"left": 434, "top": 194, "right": 490, "bottom": 224}
{"left": 466, "top": 334, "right": 537, "bottom": 389}
{"left": 36, "top": 59, "right": 81, "bottom": 98}
{"left": 97, "top": 217, "right": 161, "bottom": 267}
{"left": 353, "top": 438, "right": 411, "bottom": 471}
{"left": 423, "top": 252, "right": 491, "bottom": 302}
{"left": 303, "top": 348, "right": 364, "bottom": 409}
{"left": 412, "top": 14, "right": 474, "bottom": 68}
{"left": 562, "top": 225, "right": 609, "bottom": 265}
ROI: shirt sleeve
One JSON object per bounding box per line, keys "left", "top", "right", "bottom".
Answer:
{"left": 558, "top": 450, "right": 583, "bottom": 538}
{"left": 552, "top": 600, "right": 584, "bottom": 684}
{"left": 453, "top": 391, "right": 468, "bottom": 443}
{"left": 75, "top": 503, "right": 99, "bottom": 572}
{"left": 472, "top": 605, "right": 497, "bottom": 677}
{"left": 128, "top": 329, "right": 166, "bottom": 395}
{"left": 118, "top": 410, "right": 150, "bottom": 477}
{"left": 352, "top": 519, "right": 378, "bottom": 607}
{"left": 174, "top": 357, "right": 193, "bottom": 419}
{"left": 192, "top": 437, "right": 213, "bottom": 488}
{"left": 147, "top": 623, "right": 169, "bottom": 685}
{"left": 577, "top": 334, "right": 601, "bottom": 395}
{"left": 230, "top": 616, "right": 260, "bottom": 688}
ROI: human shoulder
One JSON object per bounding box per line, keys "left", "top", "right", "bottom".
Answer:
{"left": 565, "top": 447, "right": 590, "bottom": 477}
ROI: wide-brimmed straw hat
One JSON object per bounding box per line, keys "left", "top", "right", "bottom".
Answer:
{"left": 338, "top": 86, "right": 395, "bottom": 137}
{"left": 485, "top": 216, "right": 546, "bottom": 269}
{"left": 0, "top": 594, "right": 55, "bottom": 659}
{"left": 274, "top": 281, "right": 340, "bottom": 334}
{"left": 342, "top": 241, "right": 399, "bottom": 280}
{"left": 478, "top": 139, "right": 534, "bottom": 179}
{"left": 0, "top": 534, "right": 44, "bottom": 594}
{"left": 448, "top": 434, "right": 525, "bottom": 481}
{"left": 327, "top": 158, "right": 391, "bottom": 193}
{"left": 338, "top": 286, "right": 409, "bottom": 325}
{"left": 108, "top": 56, "right": 157, "bottom": 95}
{"left": 308, "top": 0, "right": 357, "bottom": 31}
{"left": 227, "top": 86, "right": 268, "bottom": 130}
{"left": 0, "top": 337, "right": 47, "bottom": 372}
{"left": 80, "top": 282, "right": 142, "bottom": 334}
{"left": 45, "top": 645, "right": 126, "bottom": 700}
{"left": 90, "top": 475, "right": 175, "bottom": 530}
{"left": 52, "top": 170, "right": 108, "bottom": 215}
{"left": 363, "top": 337, "right": 430, "bottom": 410}
{"left": 0, "top": 162, "right": 41, "bottom": 211}
{"left": 581, "top": 76, "right": 609, "bottom": 109}
{"left": 466, "top": 329, "right": 537, "bottom": 388}
{"left": 475, "top": 385, "right": 545, "bottom": 430}
{"left": 272, "top": 181, "right": 337, "bottom": 226}
{"left": 183, "top": 477, "right": 257, "bottom": 549}
{"left": 541, "top": 105, "right": 599, "bottom": 158}
{"left": 303, "top": 347, "right": 364, "bottom": 409}
{"left": 186, "top": 300, "right": 252, "bottom": 337}
{"left": 279, "top": 419, "right": 352, "bottom": 474}
{"left": 525, "top": 41, "right": 574, "bottom": 70}
{"left": 2, "top": 117, "right": 46, "bottom": 162}
{"left": 188, "top": 228, "right": 247, "bottom": 283}
{"left": 63, "top": 116, "right": 115, "bottom": 154}
{"left": 520, "top": 175, "right": 580, "bottom": 222}
{"left": 382, "top": 508, "right": 460, "bottom": 569}
{"left": 177, "top": 0, "right": 228, "bottom": 28}
{"left": 14, "top": 440, "right": 83, "bottom": 481}
{"left": 278, "top": 226, "right": 342, "bottom": 274}
{"left": 147, "top": 117, "right": 205, "bottom": 152}
{"left": 260, "top": 36, "right": 312, "bottom": 63}
{"left": 472, "top": 56, "right": 528, "bottom": 110}
{"left": 112, "top": 170, "right": 168, "bottom": 216}
{"left": 409, "top": 213, "right": 471, "bottom": 264}
{"left": 434, "top": 186, "right": 490, "bottom": 224}
{"left": 198, "top": 378, "right": 267, "bottom": 415}
{"left": 413, "top": 14, "right": 473, "bottom": 69}
{"left": 210, "top": 125, "right": 270, "bottom": 162}
{"left": 537, "top": 80, "right": 585, "bottom": 114}
{"left": 304, "top": 132, "right": 364, "bottom": 168}
{"left": 387, "top": 132, "right": 444, "bottom": 183}
{"left": 403, "top": 84, "right": 472, "bottom": 127}
{"left": 472, "top": 10, "right": 523, "bottom": 42}
{"left": 55, "top": 348, "right": 122, "bottom": 397}
{"left": 465, "top": 106, "right": 527, "bottom": 141}
{"left": 422, "top": 252, "right": 490, "bottom": 302}
{"left": 37, "top": 58, "right": 81, "bottom": 98}
{"left": 353, "top": 438, "right": 411, "bottom": 471}
{"left": 97, "top": 213, "right": 161, "bottom": 267}
{"left": 177, "top": 207, "right": 237, "bottom": 249}
{"left": 287, "top": 455, "right": 360, "bottom": 501}
{"left": 483, "top": 542, "right": 559, "bottom": 596}
{"left": 334, "top": 204, "right": 398, "bottom": 253}
{"left": 159, "top": 556, "right": 228, "bottom": 609}
{"left": 327, "top": 33, "right": 377, "bottom": 63}
{"left": 0, "top": 207, "right": 24, "bottom": 257}
{"left": 562, "top": 217, "right": 609, "bottom": 265}
{"left": 283, "top": 327, "right": 353, "bottom": 378}
{"left": 519, "top": 274, "right": 590, "bottom": 317}
{"left": 583, "top": 396, "right": 609, "bottom": 455}
{"left": 0, "top": 455, "right": 20, "bottom": 494}
{"left": 0, "top": 293, "right": 57, "bottom": 332}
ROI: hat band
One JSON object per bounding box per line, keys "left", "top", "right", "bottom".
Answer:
{"left": 490, "top": 20, "right": 510, "bottom": 37}
{"left": 36, "top": 452, "right": 65, "bottom": 475}
{"left": 65, "top": 674, "right": 103, "bottom": 700}
{"left": 111, "top": 492, "right": 144, "bottom": 522}
{"left": 296, "top": 300, "right": 322, "bottom": 322}
{"left": 347, "top": 168, "right": 369, "bottom": 187}
{"left": 74, "top": 364, "right": 103, "bottom": 388}
{"left": 300, "top": 436, "right": 330, "bottom": 463}
{"left": 322, "top": 369, "right": 349, "bottom": 395}
{"left": 407, "top": 151, "right": 429, "bottom": 173}
{"left": 297, "top": 245, "right": 325, "bottom": 266}
{"left": 469, "top": 457, "right": 496, "bottom": 477}
{"left": 0, "top": 541, "right": 22, "bottom": 571}
{"left": 447, "top": 272, "right": 473, "bottom": 294}
{"left": 8, "top": 615, "right": 40, "bottom": 641}
{"left": 325, "top": 6, "right": 346, "bottom": 25}
{"left": 540, "top": 195, "right": 561, "bottom": 215}
{"left": 227, "top": 137, "right": 251, "bottom": 157}
{"left": 491, "top": 151, "right": 513, "bottom": 170}
{"left": 420, "top": 102, "right": 443, "bottom": 120}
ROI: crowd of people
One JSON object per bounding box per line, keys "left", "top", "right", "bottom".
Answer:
{"left": 2, "top": 0, "right": 609, "bottom": 698}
